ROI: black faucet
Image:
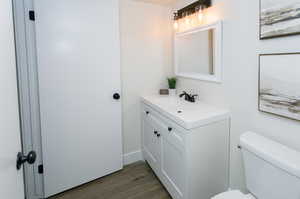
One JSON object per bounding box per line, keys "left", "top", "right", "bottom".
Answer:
{"left": 179, "top": 91, "right": 198, "bottom": 103}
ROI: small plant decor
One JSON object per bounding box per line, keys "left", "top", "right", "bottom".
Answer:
{"left": 167, "top": 77, "right": 177, "bottom": 89}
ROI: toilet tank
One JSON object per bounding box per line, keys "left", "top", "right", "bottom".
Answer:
{"left": 240, "top": 132, "right": 300, "bottom": 199}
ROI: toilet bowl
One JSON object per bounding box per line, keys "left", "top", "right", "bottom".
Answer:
{"left": 211, "top": 190, "right": 255, "bottom": 199}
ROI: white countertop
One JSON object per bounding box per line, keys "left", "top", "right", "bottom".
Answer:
{"left": 141, "top": 95, "right": 230, "bottom": 130}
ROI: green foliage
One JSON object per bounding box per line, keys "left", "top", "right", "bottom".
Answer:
{"left": 167, "top": 77, "right": 177, "bottom": 89}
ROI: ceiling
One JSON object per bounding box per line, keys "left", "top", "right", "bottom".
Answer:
{"left": 133, "top": 0, "right": 179, "bottom": 6}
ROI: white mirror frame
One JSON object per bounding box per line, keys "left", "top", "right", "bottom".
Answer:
{"left": 174, "top": 21, "right": 223, "bottom": 83}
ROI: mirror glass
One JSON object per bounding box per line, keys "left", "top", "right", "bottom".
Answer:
{"left": 175, "top": 22, "right": 222, "bottom": 82}
{"left": 177, "top": 29, "right": 214, "bottom": 75}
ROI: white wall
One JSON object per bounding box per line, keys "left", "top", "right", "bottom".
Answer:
{"left": 173, "top": 0, "right": 300, "bottom": 192}
{"left": 120, "top": 0, "right": 173, "bottom": 156}
{"left": 0, "top": 0, "right": 24, "bottom": 198}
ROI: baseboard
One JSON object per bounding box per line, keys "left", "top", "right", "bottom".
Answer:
{"left": 123, "top": 150, "right": 143, "bottom": 165}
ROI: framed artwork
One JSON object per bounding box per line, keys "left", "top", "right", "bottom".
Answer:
{"left": 259, "top": 53, "right": 300, "bottom": 121}
{"left": 260, "top": 0, "right": 300, "bottom": 39}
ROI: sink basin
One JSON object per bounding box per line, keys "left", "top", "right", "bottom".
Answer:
{"left": 141, "top": 95, "right": 230, "bottom": 130}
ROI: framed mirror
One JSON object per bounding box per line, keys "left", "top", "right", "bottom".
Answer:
{"left": 174, "top": 21, "right": 223, "bottom": 83}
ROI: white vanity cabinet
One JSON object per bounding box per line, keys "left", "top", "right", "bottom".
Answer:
{"left": 141, "top": 96, "right": 230, "bottom": 199}
{"left": 143, "top": 108, "right": 186, "bottom": 199}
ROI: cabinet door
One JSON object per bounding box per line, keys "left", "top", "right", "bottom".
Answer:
{"left": 161, "top": 129, "right": 186, "bottom": 199}
{"left": 143, "top": 114, "right": 161, "bottom": 172}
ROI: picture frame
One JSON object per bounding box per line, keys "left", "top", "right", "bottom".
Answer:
{"left": 260, "top": 0, "right": 300, "bottom": 39}
{"left": 258, "top": 53, "right": 300, "bottom": 121}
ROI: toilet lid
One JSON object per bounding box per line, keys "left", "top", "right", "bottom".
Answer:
{"left": 212, "top": 190, "right": 255, "bottom": 199}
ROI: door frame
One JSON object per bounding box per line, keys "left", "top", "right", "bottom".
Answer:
{"left": 12, "top": 0, "right": 44, "bottom": 198}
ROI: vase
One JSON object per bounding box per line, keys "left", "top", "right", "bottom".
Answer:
{"left": 168, "top": 89, "right": 177, "bottom": 97}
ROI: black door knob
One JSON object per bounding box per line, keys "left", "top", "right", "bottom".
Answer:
{"left": 16, "top": 151, "right": 37, "bottom": 170}
{"left": 113, "top": 93, "right": 120, "bottom": 100}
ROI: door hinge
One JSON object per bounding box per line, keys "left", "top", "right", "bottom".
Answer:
{"left": 38, "top": 164, "right": 43, "bottom": 174}
{"left": 29, "top": 10, "right": 35, "bottom": 21}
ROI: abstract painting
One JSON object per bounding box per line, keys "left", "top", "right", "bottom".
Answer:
{"left": 259, "top": 53, "right": 300, "bottom": 121}
{"left": 260, "top": 0, "right": 300, "bottom": 39}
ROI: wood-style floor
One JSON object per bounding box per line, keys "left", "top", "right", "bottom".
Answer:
{"left": 49, "top": 161, "right": 172, "bottom": 199}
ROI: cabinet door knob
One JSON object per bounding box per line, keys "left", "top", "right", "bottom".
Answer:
{"left": 168, "top": 127, "right": 172, "bottom": 132}
{"left": 154, "top": 131, "right": 158, "bottom": 135}
{"left": 157, "top": 134, "right": 161, "bottom": 138}
{"left": 113, "top": 93, "right": 121, "bottom": 100}
{"left": 146, "top": 111, "right": 149, "bottom": 115}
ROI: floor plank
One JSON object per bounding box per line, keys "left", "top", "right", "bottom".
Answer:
{"left": 49, "top": 161, "right": 172, "bottom": 199}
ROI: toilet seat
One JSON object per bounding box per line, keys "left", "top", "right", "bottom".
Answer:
{"left": 211, "top": 190, "right": 256, "bottom": 199}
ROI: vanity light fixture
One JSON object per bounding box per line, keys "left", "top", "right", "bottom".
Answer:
{"left": 173, "top": 0, "right": 211, "bottom": 31}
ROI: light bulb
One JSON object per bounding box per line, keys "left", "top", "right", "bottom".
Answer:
{"left": 198, "top": 10, "right": 204, "bottom": 22}
{"left": 174, "top": 21, "right": 178, "bottom": 30}
{"left": 185, "top": 16, "right": 190, "bottom": 25}
{"left": 190, "top": 13, "right": 196, "bottom": 26}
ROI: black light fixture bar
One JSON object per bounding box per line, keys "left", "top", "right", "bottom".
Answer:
{"left": 174, "top": 0, "right": 211, "bottom": 20}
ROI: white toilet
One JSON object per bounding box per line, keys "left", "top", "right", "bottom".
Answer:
{"left": 212, "top": 131, "right": 300, "bottom": 199}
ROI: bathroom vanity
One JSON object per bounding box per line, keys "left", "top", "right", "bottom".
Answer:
{"left": 141, "top": 95, "right": 230, "bottom": 199}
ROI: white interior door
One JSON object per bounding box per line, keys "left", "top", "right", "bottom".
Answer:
{"left": 34, "top": 0, "right": 123, "bottom": 197}
{"left": 0, "top": 0, "right": 24, "bottom": 198}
